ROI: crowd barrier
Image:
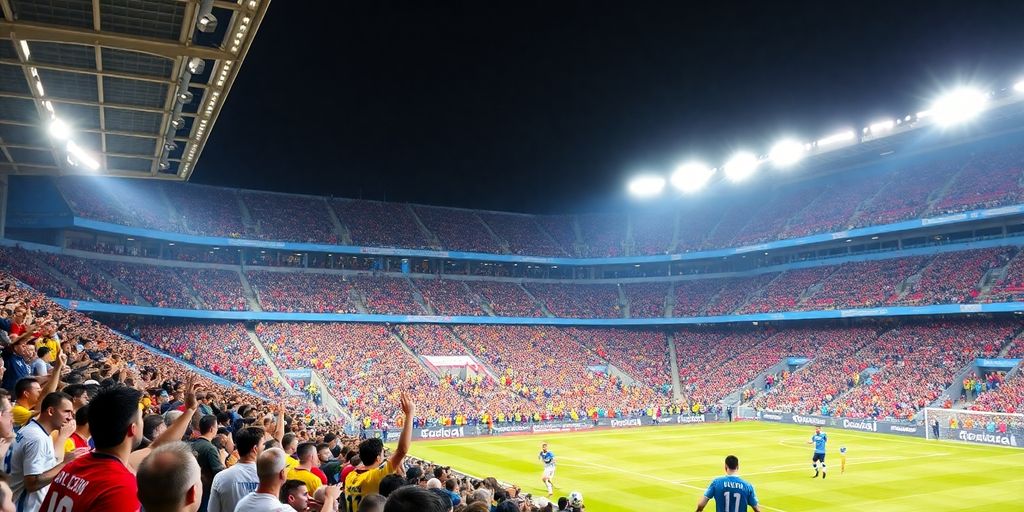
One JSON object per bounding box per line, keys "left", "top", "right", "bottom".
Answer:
{"left": 751, "top": 411, "right": 926, "bottom": 437}
{"left": 369, "top": 414, "right": 718, "bottom": 441}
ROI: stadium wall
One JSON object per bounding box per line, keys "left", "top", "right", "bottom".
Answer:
{"left": 752, "top": 411, "right": 926, "bottom": 438}
{"left": 51, "top": 297, "right": 1024, "bottom": 325}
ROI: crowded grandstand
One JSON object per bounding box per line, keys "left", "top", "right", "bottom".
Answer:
{"left": 0, "top": 1, "right": 1022, "bottom": 512}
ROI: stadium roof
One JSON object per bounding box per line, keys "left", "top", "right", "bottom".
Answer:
{"left": 0, "top": 0, "right": 268, "bottom": 180}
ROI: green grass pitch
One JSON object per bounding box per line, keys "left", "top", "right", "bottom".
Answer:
{"left": 402, "top": 422, "right": 1024, "bottom": 511}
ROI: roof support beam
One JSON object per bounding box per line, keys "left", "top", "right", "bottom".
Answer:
{"left": 0, "top": 21, "right": 233, "bottom": 60}
{"left": 0, "top": 58, "right": 205, "bottom": 88}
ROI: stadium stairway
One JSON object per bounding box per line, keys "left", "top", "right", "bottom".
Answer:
{"left": 388, "top": 328, "right": 441, "bottom": 382}
{"left": 667, "top": 334, "right": 682, "bottom": 402}
{"left": 563, "top": 329, "right": 642, "bottom": 387}
{"left": 921, "top": 155, "right": 974, "bottom": 217}
{"left": 618, "top": 284, "right": 630, "bottom": 318}
{"left": 30, "top": 255, "right": 103, "bottom": 303}
{"left": 464, "top": 283, "right": 497, "bottom": 316}
{"left": 928, "top": 361, "right": 989, "bottom": 414}
{"left": 664, "top": 282, "right": 675, "bottom": 317}
{"left": 235, "top": 192, "right": 257, "bottom": 236}
{"left": 448, "top": 326, "right": 503, "bottom": 378}
{"left": 244, "top": 326, "right": 294, "bottom": 392}
{"left": 407, "top": 277, "right": 432, "bottom": 314}
{"left": 90, "top": 261, "right": 156, "bottom": 307}
{"left": 237, "top": 269, "right": 263, "bottom": 311}
{"left": 722, "top": 358, "right": 807, "bottom": 408}
{"left": 518, "top": 283, "right": 555, "bottom": 317}
{"left": 348, "top": 287, "right": 369, "bottom": 314}
{"left": 667, "top": 209, "right": 682, "bottom": 253}
{"left": 474, "top": 212, "right": 512, "bottom": 254}
{"left": 303, "top": 369, "right": 351, "bottom": 422}
{"left": 407, "top": 205, "right": 443, "bottom": 249}
{"left": 323, "top": 198, "right": 353, "bottom": 245}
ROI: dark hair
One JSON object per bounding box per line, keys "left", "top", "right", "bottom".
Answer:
{"left": 264, "top": 439, "right": 281, "bottom": 450}
{"left": 357, "top": 494, "right": 386, "bottom": 512}
{"left": 445, "top": 478, "right": 456, "bottom": 491}
{"left": 558, "top": 497, "right": 569, "bottom": 510}
{"left": 36, "top": 346, "right": 50, "bottom": 358}
{"left": 63, "top": 384, "right": 87, "bottom": 399}
{"left": 383, "top": 485, "right": 449, "bottom": 512}
{"left": 88, "top": 385, "right": 143, "bottom": 449}
{"left": 433, "top": 467, "right": 448, "bottom": 479}
{"left": 40, "top": 391, "right": 71, "bottom": 413}
{"left": 143, "top": 414, "right": 165, "bottom": 441}
{"left": 295, "top": 442, "right": 316, "bottom": 463}
{"left": 282, "top": 433, "right": 297, "bottom": 451}
{"left": 725, "top": 455, "right": 739, "bottom": 471}
{"left": 378, "top": 474, "right": 406, "bottom": 498}
{"left": 75, "top": 404, "right": 89, "bottom": 425}
{"left": 234, "top": 427, "right": 265, "bottom": 457}
{"left": 316, "top": 443, "right": 330, "bottom": 453}
{"left": 495, "top": 502, "right": 519, "bottom": 512}
{"left": 358, "top": 438, "right": 384, "bottom": 467}
{"left": 279, "top": 480, "right": 307, "bottom": 504}
{"left": 14, "top": 377, "right": 37, "bottom": 399}
{"left": 216, "top": 412, "right": 231, "bottom": 424}
{"left": 323, "top": 433, "right": 337, "bottom": 443}
{"left": 199, "top": 414, "right": 218, "bottom": 435}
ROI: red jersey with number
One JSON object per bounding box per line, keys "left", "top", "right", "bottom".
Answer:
{"left": 40, "top": 452, "right": 140, "bottom": 512}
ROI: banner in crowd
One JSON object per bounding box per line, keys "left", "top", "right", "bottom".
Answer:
{"left": 754, "top": 411, "right": 925, "bottom": 437}
{"left": 368, "top": 414, "right": 717, "bottom": 440}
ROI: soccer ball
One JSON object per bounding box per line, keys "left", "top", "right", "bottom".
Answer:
{"left": 569, "top": 491, "right": 584, "bottom": 507}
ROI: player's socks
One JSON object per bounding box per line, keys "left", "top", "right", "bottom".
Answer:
{"left": 545, "top": 481, "right": 553, "bottom": 495}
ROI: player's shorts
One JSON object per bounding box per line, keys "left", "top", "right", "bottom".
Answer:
{"left": 812, "top": 452, "right": 826, "bottom": 463}
{"left": 543, "top": 467, "right": 556, "bottom": 479}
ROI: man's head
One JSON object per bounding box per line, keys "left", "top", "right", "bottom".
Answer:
{"left": 815, "top": 427, "right": 821, "bottom": 434}
{"left": 316, "top": 444, "right": 332, "bottom": 464}
{"left": 88, "top": 385, "right": 144, "bottom": 450}
{"left": 256, "top": 448, "right": 289, "bottom": 489}
{"left": 234, "top": 426, "right": 265, "bottom": 461}
{"left": 295, "top": 442, "right": 318, "bottom": 468}
{"left": 433, "top": 466, "right": 450, "bottom": 481}
{"left": 14, "top": 378, "right": 40, "bottom": 405}
{"left": 35, "top": 347, "right": 50, "bottom": 361}
{"left": 378, "top": 474, "right": 405, "bottom": 498}
{"left": 383, "top": 485, "right": 451, "bottom": 512}
{"left": 38, "top": 391, "right": 73, "bottom": 430}
{"left": 282, "top": 433, "right": 298, "bottom": 455}
{"left": 357, "top": 438, "right": 384, "bottom": 467}
{"left": 14, "top": 340, "right": 34, "bottom": 359}
{"left": 541, "top": 442, "right": 548, "bottom": 453}
{"left": 137, "top": 441, "right": 203, "bottom": 512}
{"left": 357, "top": 494, "right": 386, "bottom": 512}
{"left": 724, "top": 455, "right": 739, "bottom": 473}
{"left": 63, "top": 384, "right": 90, "bottom": 410}
{"left": 74, "top": 404, "right": 89, "bottom": 435}
{"left": 143, "top": 414, "right": 167, "bottom": 443}
{"left": 0, "top": 390, "right": 13, "bottom": 439}
{"left": 279, "top": 480, "right": 309, "bottom": 512}
{"left": 199, "top": 415, "right": 218, "bottom": 436}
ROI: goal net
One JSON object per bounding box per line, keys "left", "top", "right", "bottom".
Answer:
{"left": 923, "top": 407, "right": 1024, "bottom": 448}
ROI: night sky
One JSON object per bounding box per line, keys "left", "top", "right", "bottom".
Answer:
{"left": 193, "top": 1, "right": 1024, "bottom": 213}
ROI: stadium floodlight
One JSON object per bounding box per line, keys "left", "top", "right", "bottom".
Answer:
{"left": 196, "top": 0, "right": 218, "bottom": 33}
{"left": 171, "top": 117, "right": 186, "bottom": 130}
{"left": 869, "top": 119, "right": 894, "bottom": 134}
{"left": 930, "top": 87, "right": 988, "bottom": 126}
{"left": 48, "top": 118, "right": 71, "bottom": 140}
{"left": 158, "top": 160, "right": 170, "bottom": 171}
{"left": 164, "top": 140, "right": 177, "bottom": 152}
{"left": 187, "top": 57, "right": 206, "bottom": 75}
{"left": 66, "top": 141, "right": 99, "bottom": 171}
{"left": 1014, "top": 80, "right": 1024, "bottom": 93}
{"left": 768, "top": 139, "right": 805, "bottom": 167}
{"left": 628, "top": 175, "right": 666, "bottom": 197}
{"left": 816, "top": 130, "right": 855, "bottom": 147}
{"left": 670, "top": 162, "right": 714, "bottom": 192}
{"left": 18, "top": 40, "right": 30, "bottom": 59}
{"left": 177, "top": 89, "right": 194, "bottom": 104}
{"left": 723, "top": 151, "right": 760, "bottom": 182}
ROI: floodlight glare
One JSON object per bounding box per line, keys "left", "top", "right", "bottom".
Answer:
{"left": 723, "top": 151, "right": 760, "bottom": 182}
{"left": 48, "top": 118, "right": 71, "bottom": 140}
{"left": 66, "top": 141, "right": 99, "bottom": 171}
{"left": 930, "top": 87, "right": 988, "bottom": 126}
{"left": 816, "top": 130, "right": 855, "bottom": 147}
{"left": 187, "top": 57, "right": 206, "bottom": 75}
{"left": 1014, "top": 80, "right": 1024, "bottom": 93}
{"left": 768, "top": 140, "right": 805, "bottom": 167}
{"left": 869, "top": 119, "right": 894, "bottom": 134}
{"left": 670, "top": 162, "right": 714, "bottom": 192}
{"left": 628, "top": 175, "right": 666, "bottom": 197}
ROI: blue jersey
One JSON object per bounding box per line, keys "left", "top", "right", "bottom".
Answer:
{"left": 812, "top": 433, "right": 827, "bottom": 453}
{"left": 539, "top": 450, "right": 555, "bottom": 468}
{"left": 704, "top": 475, "right": 758, "bottom": 512}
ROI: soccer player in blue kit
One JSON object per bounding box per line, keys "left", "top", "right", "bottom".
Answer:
{"left": 695, "top": 455, "right": 762, "bottom": 512}
{"left": 539, "top": 442, "right": 556, "bottom": 497}
{"left": 808, "top": 426, "right": 828, "bottom": 478}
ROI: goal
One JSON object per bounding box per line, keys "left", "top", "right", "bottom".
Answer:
{"left": 923, "top": 407, "right": 1024, "bottom": 448}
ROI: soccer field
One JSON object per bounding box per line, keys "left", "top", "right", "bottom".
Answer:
{"left": 404, "top": 422, "right": 1024, "bottom": 511}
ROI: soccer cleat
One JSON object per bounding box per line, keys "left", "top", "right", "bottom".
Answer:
{"left": 812, "top": 470, "right": 819, "bottom": 478}
{"left": 823, "top": 472, "right": 827, "bottom": 479}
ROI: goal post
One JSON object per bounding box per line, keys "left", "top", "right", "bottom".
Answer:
{"left": 923, "top": 407, "right": 1024, "bottom": 448}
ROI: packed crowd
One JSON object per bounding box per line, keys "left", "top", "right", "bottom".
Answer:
{"left": 465, "top": 281, "right": 543, "bottom": 317}
{"left": 802, "top": 257, "right": 927, "bottom": 309}
{"left": 413, "top": 279, "right": 484, "bottom": 316}
{"left": 248, "top": 272, "right": 357, "bottom": 314}
{"left": 47, "top": 142, "right": 1024, "bottom": 258}
{"left": 178, "top": 269, "right": 250, "bottom": 311}
{"left": 38, "top": 253, "right": 133, "bottom": 305}
{"left": 738, "top": 267, "right": 836, "bottom": 314}
{"left": 567, "top": 328, "right": 672, "bottom": 396}
{"left": 353, "top": 277, "right": 426, "bottom": 315}
{"left": 0, "top": 272, "right": 546, "bottom": 512}
{"left": 971, "top": 374, "right": 1024, "bottom": 414}
{"left": 622, "top": 283, "right": 668, "bottom": 318}
{"left": 242, "top": 192, "right": 338, "bottom": 244}
{"left": 413, "top": 207, "right": 503, "bottom": 254}
{"left": 901, "top": 248, "right": 1013, "bottom": 305}
{"left": 524, "top": 283, "right": 620, "bottom": 318}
